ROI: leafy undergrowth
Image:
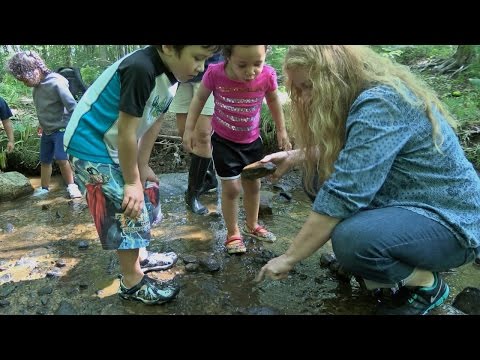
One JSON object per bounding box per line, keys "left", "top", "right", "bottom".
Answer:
{"left": 395, "top": 46, "right": 480, "bottom": 168}
{"left": 2, "top": 46, "right": 479, "bottom": 172}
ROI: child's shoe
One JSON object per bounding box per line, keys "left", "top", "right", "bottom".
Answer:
{"left": 241, "top": 224, "right": 276, "bottom": 243}
{"left": 140, "top": 251, "right": 178, "bottom": 273}
{"left": 32, "top": 187, "right": 49, "bottom": 197}
{"left": 225, "top": 235, "right": 246, "bottom": 254}
{"left": 118, "top": 275, "right": 179, "bottom": 304}
{"left": 67, "top": 183, "right": 82, "bottom": 198}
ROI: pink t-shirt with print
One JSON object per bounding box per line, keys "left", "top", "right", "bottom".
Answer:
{"left": 202, "top": 62, "right": 278, "bottom": 144}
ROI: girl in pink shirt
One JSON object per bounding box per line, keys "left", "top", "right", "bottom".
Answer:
{"left": 183, "top": 45, "right": 291, "bottom": 254}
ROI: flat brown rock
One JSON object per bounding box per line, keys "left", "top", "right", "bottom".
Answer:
{"left": 241, "top": 161, "right": 277, "bottom": 180}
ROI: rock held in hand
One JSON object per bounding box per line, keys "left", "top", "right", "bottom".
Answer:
{"left": 241, "top": 161, "right": 277, "bottom": 180}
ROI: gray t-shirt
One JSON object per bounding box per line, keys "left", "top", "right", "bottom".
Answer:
{"left": 313, "top": 85, "right": 480, "bottom": 250}
{"left": 33, "top": 73, "right": 77, "bottom": 134}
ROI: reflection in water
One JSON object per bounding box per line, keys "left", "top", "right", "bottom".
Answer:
{"left": 0, "top": 174, "right": 478, "bottom": 315}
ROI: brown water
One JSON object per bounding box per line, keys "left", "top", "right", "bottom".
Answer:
{"left": 0, "top": 173, "right": 478, "bottom": 315}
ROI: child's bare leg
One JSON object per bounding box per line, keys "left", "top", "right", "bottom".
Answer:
{"left": 242, "top": 178, "right": 261, "bottom": 229}
{"left": 40, "top": 162, "right": 52, "bottom": 188}
{"left": 221, "top": 179, "right": 242, "bottom": 237}
{"left": 117, "top": 248, "right": 144, "bottom": 288}
{"left": 57, "top": 159, "right": 75, "bottom": 185}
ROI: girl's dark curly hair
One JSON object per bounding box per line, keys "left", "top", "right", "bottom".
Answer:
{"left": 222, "top": 45, "right": 270, "bottom": 59}
{"left": 154, "top": 45, "right": 222, "bottom": 55}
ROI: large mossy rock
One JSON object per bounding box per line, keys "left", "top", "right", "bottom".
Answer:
{"left": 0, "top": 171, "right": 34, "bottom": 201}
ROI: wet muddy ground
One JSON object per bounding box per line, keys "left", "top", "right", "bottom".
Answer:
{"left": 0, "top": 171, "right": 478, "bottom": 315}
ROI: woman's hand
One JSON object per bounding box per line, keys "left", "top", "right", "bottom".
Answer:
{"left": 255, "top": 254, "right": 295, "bottom": 282}
{"left": 260, "top": 150, "right": 296, "bottom": 183}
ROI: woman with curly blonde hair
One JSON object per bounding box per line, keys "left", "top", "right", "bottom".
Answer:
{"left": 256, "top": 45, "right": 480, "bottom": 315}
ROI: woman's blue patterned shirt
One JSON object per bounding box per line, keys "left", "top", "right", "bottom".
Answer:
{"left": 313, "top": 85, "right": 480, "bottom": 249}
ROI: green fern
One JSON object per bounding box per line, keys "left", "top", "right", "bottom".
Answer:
{"left": 0, "top": 150, "right": 6, "bottom": 169}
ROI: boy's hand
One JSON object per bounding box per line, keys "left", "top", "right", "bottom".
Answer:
{"left": 139, "top": 165, "right": 158, "bottom": 188}
{"left": 6, "top": 141, "right": 14, "bottom": 153}
{"left": 122, "top": 182, "right": 144, "bottom": 219}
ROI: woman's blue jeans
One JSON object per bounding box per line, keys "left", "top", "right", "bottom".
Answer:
{"left": 302, "top": 174, "right": 477, "bottom": 287}
{"left": 330, "top": 207, "right": 476, "bottom": 287}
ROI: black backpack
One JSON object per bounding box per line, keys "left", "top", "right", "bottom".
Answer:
{"left": 56, "top": 67, "right": 88, "bottom": 101}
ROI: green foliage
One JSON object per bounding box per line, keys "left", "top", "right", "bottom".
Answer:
{"left": 260, "top": 94, "right": 293, "bottom": 154}
{"left": 266, "top": 46, "right": 288, "bottom": 81}
{"left": 395, "top": 45, "right": 456, "bottom": 65}
{"left": 415, "top": 70, "right": 480, "bottom": 127}
{"left": 261, "top": 46, "right": 290, "bottom": 152}
{"left": 372, "top": 46, "right": 404, "bottom": 61}
{"left": 0, "top": 80, "right": 41, "bottom": 173}
{"left": 443, "top": 94, "right": 480, "bottom": 123}
{"left": 0, "top": 45, "right": 140, "bottom": 91}
{"left": 402, "top": 46, "right": 480, "bottom": 167}
{"left": 469, "top": 78, "right": 480, "bottom": 89}
{"left": 0, "top": 44, "right": 478, "bottom": 170}
{"left": 80, "top": 64, "right": 105, "bottom": 86}
{"left": 0, "top": 75, "right": 32, "bottom": 108}
{"left": 6, "top": 122, "right": 41, "bottom": 174}
{"left": 0, "top": 151, "right": 6, "bottom": 169}
{"left": 0, "top": 45, "right": 146, "bottom": 174}
{"left": 0, "top": 121, "right": 40, "bottom": 172}
{"left": 0, "top": 51, "right": 8, "bottom": 82}
{"left": 260, "top": 104, "right": 276, "bottom": 153}
{"left": 463, "top": 144, "right": 480, "bottom": 169}
{"left": 0, "top": 73, "right": 38, "bottom": 172}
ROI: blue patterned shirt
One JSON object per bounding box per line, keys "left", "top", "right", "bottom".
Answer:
{"left": 313, "top": 85, "right": 480, "bottom": 249}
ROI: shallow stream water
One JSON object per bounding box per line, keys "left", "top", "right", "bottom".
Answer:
{"left": 0, "top": 172, "right": 478, "bottom": 315}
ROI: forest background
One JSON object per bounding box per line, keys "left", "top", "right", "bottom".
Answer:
{"left": 0, "top": 45, "right": 479, "bottom": 175}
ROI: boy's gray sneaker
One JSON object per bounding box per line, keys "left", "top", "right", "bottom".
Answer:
{"left": 67, "top": 183, "right": 82, "bottom": 199}
{"left": 118, "top": 275, "right": 179, "bottom": 305}
{"left": 140, "top": 251, "right": 178, "bottom": 273}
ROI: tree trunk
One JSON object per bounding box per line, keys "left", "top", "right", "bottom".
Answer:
{"left": 453, "top": 45, "right": 476, "bottom": 64}
{"left": 99, "top": 45, "right": 108, "bottom": 63}
{"left": 66, "top": 45, "right": 73, "bottom": 66}
{"left": 431, "top": 45, "right": 477, "bottom": 76}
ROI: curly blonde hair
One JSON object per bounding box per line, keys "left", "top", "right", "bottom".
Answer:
{"left": 283, "top": 45, "right": 457, "bottom": 194}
